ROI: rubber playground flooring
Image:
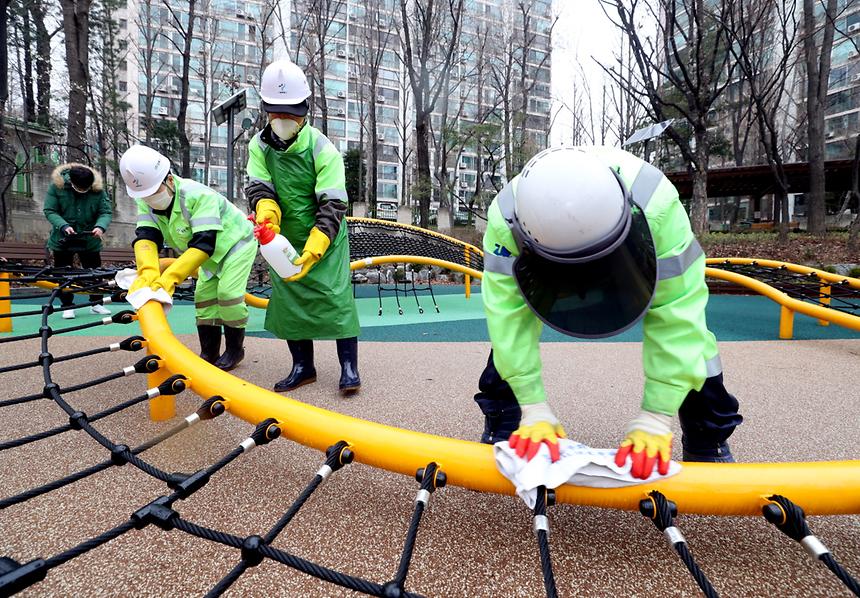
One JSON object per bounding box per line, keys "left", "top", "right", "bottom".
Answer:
{"left": 1, "top": 289, "right": 859, "bottom": 597}
{"left": 6, "top": 286, "right": 860, "bottom": 343}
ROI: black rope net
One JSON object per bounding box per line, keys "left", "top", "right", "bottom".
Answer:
{"left": 708, "top": 261, "right": 860, "bottom": 316}
{"left": 0, "top": 264, "right": 445, "bottom": 597}
{"left": 2, "top": 262, "right": 859, "bottom": 598}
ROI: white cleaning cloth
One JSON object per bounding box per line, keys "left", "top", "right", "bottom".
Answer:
{"left": 115, "top": 269, "right": 173, "bottom": 313}
{"left": 494, "top": 439, "right": 681, "bottom": 509}
{"left": 114, "top": 268, "right": 137, "bottom": 290}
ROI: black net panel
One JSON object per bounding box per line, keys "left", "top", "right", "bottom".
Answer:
{"left": 708, "top": 261, "right": 860, "bottom": 316}
{"left": 347, "top": 218, "right": 484, "bottom": 271}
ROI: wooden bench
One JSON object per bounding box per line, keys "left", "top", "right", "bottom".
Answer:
{"left": 0, "top": 242, "right": 134, "bottom": 264}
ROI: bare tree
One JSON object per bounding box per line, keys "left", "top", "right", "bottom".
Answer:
{"left": 28, "top": 0, "right": 56, "bottom": 127}
{"left": 393, "top": 62, "right": 414, "bottom": 209}
{"left": 725, "top": 0, "right": 801, "bottom": 243}
{"left": 292, "top": 0, "right": 346, "bottom": 137}
{"left": 399, "top": 0, "right": 466, "bottom": 227}
{"left": 802, "top": 0, "right": 839, "bottom": 234}
{"left": 163, "top": 0, "right": 198, "bottom": 177}
{"left": 0, "top": 0, "right": 11, "bottom": 239}
{"left": 599, "top": 0, "right": 737, "bottom": 234}
{"left": 133, "top": 0, "right": 169, "bottom": 143}
{"left": 849, "top": 133, "right": 860, "bottom": 249}
{"left": 61, "top": 0, "right": 93, "bottom": 161}
{"left": 355, "top": 1, "right": 394, "bottom": 218}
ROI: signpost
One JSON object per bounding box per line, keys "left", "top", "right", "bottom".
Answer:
{"left": 212, "top": 89, "right": 247, "bottom": 202}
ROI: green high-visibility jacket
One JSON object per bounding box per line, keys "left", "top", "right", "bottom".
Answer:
{"left": 44, "top": 163, "right": 112, "bottom": 252}
{"left": 245, "top": 124, "right": 359, "bottom": 340}
{"left": 134, "top": 176, "right": 255, "bottom": 282}
{"left": 481, "top": 146, "right": 721, "bottom": 416}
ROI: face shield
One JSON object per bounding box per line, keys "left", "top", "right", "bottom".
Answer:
{"left": 510, "top": 171, "right": 657, "bottom": 338}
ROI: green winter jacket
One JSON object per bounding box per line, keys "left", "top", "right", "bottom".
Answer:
{"left": 481, "top": 146, "right": 721, "bottom": 416}
{"left": 43, "top": 163, "right": 112, "bottom": 252}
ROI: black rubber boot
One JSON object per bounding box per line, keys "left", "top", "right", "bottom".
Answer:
{"left": 336, "top": 337, "right": 361, "bottom": 395}
{"left": 197, "top": 325, "right": 222, "bottom": 364}
{"left": 473, "top": 351, "right": 521, "bottom": 444}
{"left": 682, "top": 442, "right": 735, "bottom": 463}
{"left": 214, "top": 326, "right": 245, "bottom": 371}
{"left": 274, "top": 340, "right": 317, "bottom": 392}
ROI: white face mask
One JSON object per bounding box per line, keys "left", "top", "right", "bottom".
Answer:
{"left": 143, "top": 186, "right": 172, "bottom": 210}
{"left": 270, "top": 118, "right": 302, "bottom": 141}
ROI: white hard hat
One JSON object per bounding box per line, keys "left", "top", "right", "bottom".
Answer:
{"left": 119, "top": 145, "right": 170, "bottom": 198}
{"left": 514, "top": 147, "right": 627, "bottom": 255}
{"left": 506, "top": 146, "right": 658, "bottom": 339}
{"left": 260, "top": 59, "right": 311, "bottom": 115}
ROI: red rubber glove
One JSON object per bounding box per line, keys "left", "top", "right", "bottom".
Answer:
{"left": 614, "top": 410, "right": 673, "bottom": 480}
{"left": 508, "top": 403, "right": 567, "bottom": 463}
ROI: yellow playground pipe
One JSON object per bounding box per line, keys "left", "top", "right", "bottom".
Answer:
{"left": 705, "top": 259, "right": 860, "bottom": 339}
{"left": 138, "top": 298, "right": 860, "bottom": 517}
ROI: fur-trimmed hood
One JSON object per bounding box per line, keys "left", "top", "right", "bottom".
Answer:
{"left": 51, "top": 162, "right": 103, "bottom": 192}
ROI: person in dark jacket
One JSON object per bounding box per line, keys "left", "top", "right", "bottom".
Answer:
{"left": 43, "top": 163, "right": 113, "bottom": 319}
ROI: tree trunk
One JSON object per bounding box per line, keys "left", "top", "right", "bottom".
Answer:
{"left": 803, "top": 0, "right": 837, "bottom": 235}
{"left": 177, "top": 0, "right": 197, "bottom": 177}
{"left": 0, "top": 0, "right": 11, "bottom": 240}
{"left": 849, "top": 134, "right": 860, "bottom": 250}
{"left": 690, "top": 128, "right": 710, "bottom": 234}
{"left": 20, "top": 10, "right": 35, "bottom": 123}
{"left": 368, "top": 90, "right": 378, "bottom": 219}
{"left": 30, "top": 1, "right": 52, "bottom": 126}
{"left": 61, "top": 0, "right": 92, "bottom": 162}
{"left": 415, "top": 113, "right": 432, "bottom": 227}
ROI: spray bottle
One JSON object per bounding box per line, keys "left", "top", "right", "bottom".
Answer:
{"left": 249, "top": 214, "right": 302, "bottom": 278}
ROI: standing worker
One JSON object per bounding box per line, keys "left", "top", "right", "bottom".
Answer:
{"left": 475, "top": 146, "right": 742, "bottom": 479}
{"left": 245, "top": 59, "right": 361, "bottom": 395}
{"left": 43, "top": 162, "right": 113, "bottom": 319}
{"left": 119, "top": 145, "right": 257, "bottom": 371}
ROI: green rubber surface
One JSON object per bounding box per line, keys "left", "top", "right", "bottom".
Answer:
{"left": 3, "top": 288, "right": 858, "bottom": 342}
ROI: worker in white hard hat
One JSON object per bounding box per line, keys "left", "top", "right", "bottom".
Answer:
{"left": 119, "top": 144, "right": 257, "bottom": 371}
{"left": 476, "top": 146, "right": 742, "bottom": 479}
{"left": 245, "top": 59, "right": 360, "bottom": 396}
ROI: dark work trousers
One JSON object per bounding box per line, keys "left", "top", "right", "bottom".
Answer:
{"left": 53, "top": 250, "right": 103, "bottom": 307}
{"left": 473, "top": 350, "right": 742, "bottom": 452}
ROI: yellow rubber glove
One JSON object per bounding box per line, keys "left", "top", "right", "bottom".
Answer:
{"left": 255, "top": 199, "right": 282, "bottom": 235}
{"left": 151, "top": 247, "right": 209, "bottom": 295}
{"left": 130, "top": 239, "right": 161, "bottom": 293}
{"left": 285, "top": 226, "right": 330, "bottom": 282}
{"left": 508, "top": 403, "right": 567, "bottom": 462}
{"left": 614, "top": 411, "right": 673, "bottom": 480}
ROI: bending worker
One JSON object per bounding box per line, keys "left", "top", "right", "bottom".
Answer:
{"left": 475, "top": 146, "right": 742, "bottom": 479}
{"left": 245, "top": 59, "right": 360, "bottom": 395}
{"left": 119, "top": 144, "right": 256, "bottom": 371}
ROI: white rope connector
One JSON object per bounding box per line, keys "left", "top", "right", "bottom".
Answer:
{"left": 415, "top": 489, "right": 431, "bottom": 505}
{"left": 184, "top": 413, "right": 201, "bottom": 426}
{"left": 316, "top": 464, "right": 333, "bottom": 481}
{"left": 109, "top": 342, "right": 120, "bottom": 351}
{"left": 101, "top": 316, "right": 113, "bottom": 325}
{"left": 664, "top": 526, "right": 685, "bottom": 546}
{"left": 122, "top": 366, "right": 136, "bottom": 376}
{"left": 103, "top": 297, "right": 113, "bottom": 305}
{"left": 801, "top": 535, "right": 830, "bottom": 558}
{"left": 533, "top": 515, "right": 549, "bottom": 536}
{"left": 146, "top": 387, "right": 161, "bottom": 399}
{"left": 240, "top": 438, "right": 257, "bottom": 452}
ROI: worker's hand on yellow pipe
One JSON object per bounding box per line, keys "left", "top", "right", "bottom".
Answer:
{"left": 614, "top": 410, "right": 673, "bottom": 479}
{"left": 130, "top": 239, "right": 160, "bottom": 293}
{"left": 507, "top": 402, "right": 566, "bottom": 462}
